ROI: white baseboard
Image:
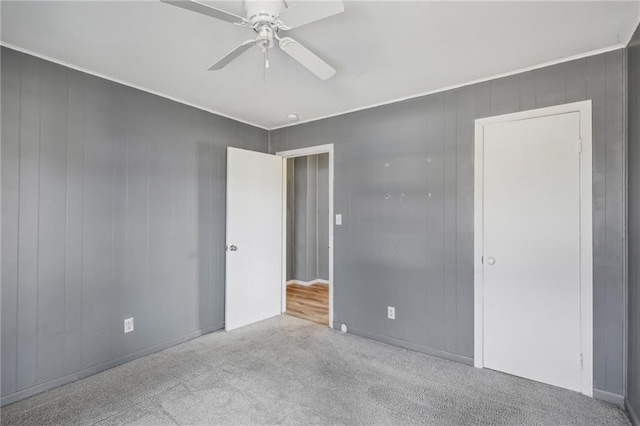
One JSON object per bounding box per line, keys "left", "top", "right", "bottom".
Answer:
{"left": 337, "top": 322, "right": 474, "bottom": 366}
{"left": 1, "top": 322, "right": 224, "bottom": 406}
{"left": 287, "top": 279, "right": 329, "bottom": 286}
{"left": 593, "top": 389, "right": 624, "bottom": 405}
{"left": 627, "top": 398, "right": 639, "bottom": 425}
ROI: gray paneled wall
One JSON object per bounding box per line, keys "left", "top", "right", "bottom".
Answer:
{"left": 293, "top": 157, "right": 309, "bottom": 280}
{"left": 627, "top": 23, "right": 640, "bottom": 425}
{"left": 0, "top": 47, "right": 268, "bottom": 404}
{"left": 270, "top": 49, "right": 627, "bottom": 398}
{"left": 317, "top": 153, "right": 329, "bottom": 280}
{"left": 286, "top": 154, "right": 330, "bottom": 282}
{"left": 305, "top": 155, "right": 319, "bottom": 281}
{"left": 285, "top": 158, "right": 296, "bottom": 281}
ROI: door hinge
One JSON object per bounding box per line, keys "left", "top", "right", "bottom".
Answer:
{"left": 580, "top": 354, "right": 584, "bottom": 369}
{"left": 577, "top": 139, "right": 583, "bottom": 153}
{"left": 481, "top": 256, "right": 484, "bottom": 265}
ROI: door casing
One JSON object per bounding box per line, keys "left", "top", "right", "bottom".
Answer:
{"left": 473, "top": 101, "right": 593, "bottom": 396}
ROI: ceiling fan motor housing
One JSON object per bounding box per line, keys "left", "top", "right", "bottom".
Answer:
{"left": 244, "top": 0, "right": 286, "bottom": 26}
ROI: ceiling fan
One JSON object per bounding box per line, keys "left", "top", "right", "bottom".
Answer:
{"left": 160, "top": 0, "right": 345, "bottom": 80}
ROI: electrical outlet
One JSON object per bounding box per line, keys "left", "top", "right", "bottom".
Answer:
{"left": 336, "top": 214, "right": 342, "bottom": 225}
{"left": 124, "top": 317, "right": 134, "bottom": 333}
{"left": 387, "top": 306, "right": 395, "bottom": 320}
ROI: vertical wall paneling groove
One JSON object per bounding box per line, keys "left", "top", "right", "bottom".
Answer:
{"left": 1, "top": 48, "right": 22, "bottom": 395}
{"left": 425, "top": 94, "right": 445, "bottom": 348}
{"left": 603, "top": 50, "right": 626, "bottom": 395}
{"left": 64, "top": 68, "right": 84, "bottom": 376}
{"left": 455, "top": 85, "right": 475, "bottom": 357}
{"left": 36, "top": 56, "right": 68, "bottom": 384}
{"left": 16, "top": 53, "right": 41, "bottom": 391}
{"left": 626, "top": 22, "right": 640, "bottom": 425}
{"left": 270, "top": 49, "right": 628, "bottom": 399}
{"left": 586, "top": 52, "right": 609, "bottom": 396}
{"left": 0, "top": 47, "right": 268, "bottom": 404}
{"left": 443, "top": 91, "right": 457, "bottom": 355}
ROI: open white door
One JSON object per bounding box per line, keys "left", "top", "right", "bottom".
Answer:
{"left": 226, "top": 148, "right": 283, "bottom": 331}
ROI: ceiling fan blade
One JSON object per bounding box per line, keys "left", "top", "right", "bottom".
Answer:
{"left": 279, "top": 37, "right": 336, "bottom": 80}
{"left": 277, "top": 1, "right": 345, "bottom": 29}
{"left": 160, "top": 0, "right": 246, "bottom": 25}
{"left": 209, "top": 40, "right": 257, "bottom": 70}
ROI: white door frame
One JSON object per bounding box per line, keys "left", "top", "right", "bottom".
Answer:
{"left": 473, "top": 100, "right": 593, "bottom": 396}
{"left": 276, "top": 144, "right": 335, "bottom": 328}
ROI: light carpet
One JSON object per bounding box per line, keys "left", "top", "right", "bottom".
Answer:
{"left": 1, "top": 315, "right": 631, "bottom": 425}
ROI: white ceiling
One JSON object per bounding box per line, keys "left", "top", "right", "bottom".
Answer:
{"left": 2, "top": 1, "right": 639, "bottom": 129}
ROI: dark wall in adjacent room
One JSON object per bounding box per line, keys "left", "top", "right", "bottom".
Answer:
{"left": 0, "top": 47, "right": 268, "bottom": 404}
{"left": 626, "top": 22, "right": 640, "bottom": 425}
{"left": 270, "top": 49, "right": 627, "bottom": 401}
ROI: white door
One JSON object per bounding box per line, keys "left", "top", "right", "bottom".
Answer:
{"left": 226, "top": 147, "right": 283, "bottom": 331}
{"left": 482, "top": 112, "right": 583, "bottom": 392}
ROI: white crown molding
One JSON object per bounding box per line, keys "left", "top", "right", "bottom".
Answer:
{"left": 269, "top": 43, "right": 625, "bottom": 131}
{"left": 1, "top": 40, "right": 629, "bottom": 132}
{"left": 0, "top": 41, "right": 269, "bottom": 131}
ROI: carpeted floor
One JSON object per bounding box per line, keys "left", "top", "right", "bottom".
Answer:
{"left": 1, "top": 315, "right": 631, "bottom": 425}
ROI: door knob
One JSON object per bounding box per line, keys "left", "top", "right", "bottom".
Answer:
{"left": 229, "top": 245, "right": 238, "bottom": 251}
{"left": 486, "top": 256, "right": 495, "bottom": 265}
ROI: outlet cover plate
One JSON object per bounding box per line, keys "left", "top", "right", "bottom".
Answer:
{"left": 387, "top": 306, "right": 395, "bottom": 320}
{"left": 124, "top": 317, "right": 134, "bottom": 333}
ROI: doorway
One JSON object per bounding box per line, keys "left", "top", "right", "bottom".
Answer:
{"left": 474, "top": 101, "right": 593, "bottom": 396}
{"left": 277, "top": 144, "right": 334, "bottom": 328}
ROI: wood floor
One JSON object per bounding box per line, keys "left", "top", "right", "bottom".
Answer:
{"left": 286, "top": 283, "right": 329, "bottom": 326}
